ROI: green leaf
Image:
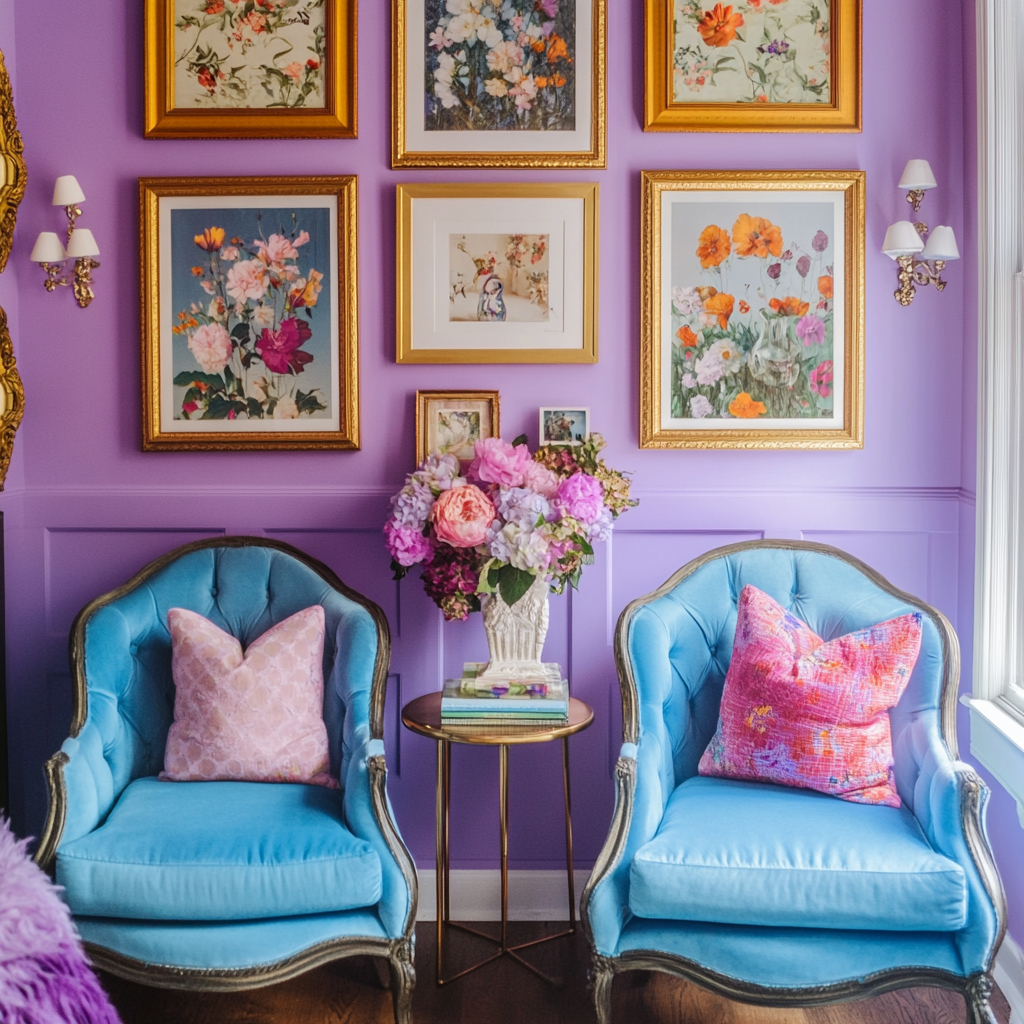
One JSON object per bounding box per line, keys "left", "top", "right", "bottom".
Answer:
{"left": 173, "top": 371, "right": 224, "bottom": 389}
{"left": 390, "top": 557, "right": 409, "bottom": 582}
{"left": 511, "top": 433, "right": 528, "bottom": 447}
{"left": 495, "top": 563, "right": 535, "bottom": 606}
{"left": 246, "top": 397, "right": 265, "bottom": 419}
{"left": 476, "top": 558, "right": 498, "bottom": 595}
{"left": 231, "top": 322, "right": 251, "bottom": 343}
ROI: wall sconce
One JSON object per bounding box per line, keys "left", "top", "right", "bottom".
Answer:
{"left": 882, "top": 159, "right": 959, "bottom": 307}
{"left": 28, "top": 176, "right": 100, "bottom": 308}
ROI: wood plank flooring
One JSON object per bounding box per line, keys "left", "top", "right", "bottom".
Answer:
{"left": 99, "top": 922, "right": 1012, "bottom": 1024}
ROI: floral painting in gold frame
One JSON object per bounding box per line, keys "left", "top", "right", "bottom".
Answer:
{"left": 396, "top": 182, "right": 599, "bottom": 364}
{"left": 416, "top": 389, "right": 500, "bottom": 464}
{"left": 640, "top": 170, "right": 864, "bottom": 450}
{"left": 140, "top": 176, "right": 359, "bottom": 451}
{"left": 144, "top": 0, "right": 356, "bottom": 138}
{"left": 644, "top": 0, "right": 861, "bottom": 132}
{"left": 393, "top": 0, "right": 606, "bottom": 167}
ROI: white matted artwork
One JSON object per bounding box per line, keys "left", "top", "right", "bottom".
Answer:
{"left": 397, "top": 183, "right": 598, "bottom": 364}
{"left": 539, "top": 406, "right": 589, "bottom": 445}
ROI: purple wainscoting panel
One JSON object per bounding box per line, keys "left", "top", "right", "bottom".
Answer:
{"left": 43, "top": 529, "right": 226, "bottom": 637}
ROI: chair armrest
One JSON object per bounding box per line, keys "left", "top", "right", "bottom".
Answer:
{"left": 342, "top": 733, "right": 417, "bottom": 939}
{"left": 913, "top": 754, "right": 1005, "bottom": 975}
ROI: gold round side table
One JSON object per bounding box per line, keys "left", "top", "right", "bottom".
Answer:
{"left": 401, "top": 692, "right": 594, "bottom": 986}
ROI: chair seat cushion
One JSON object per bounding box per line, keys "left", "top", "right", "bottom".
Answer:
{"left": 57, "top": 778, "right": 382, "bottom": 921}
{"left": 628, "top": 777, "right": 967, "bottom": 931}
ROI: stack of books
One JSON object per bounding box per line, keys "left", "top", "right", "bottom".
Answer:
{"left": 441, "top": 663, "right": 569, "bottom": 729}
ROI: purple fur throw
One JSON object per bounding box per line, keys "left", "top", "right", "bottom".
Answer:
{"left": 0, "top": 816, "right": 121, "bottom": 1024}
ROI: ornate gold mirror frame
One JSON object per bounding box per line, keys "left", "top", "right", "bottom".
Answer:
{"left": 0, "top": 46, "right": 25, "bottom": 487}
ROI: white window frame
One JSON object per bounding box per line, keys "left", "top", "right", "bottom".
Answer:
{"left": 969, "top": 0, "right": 1024, "bottom": 825}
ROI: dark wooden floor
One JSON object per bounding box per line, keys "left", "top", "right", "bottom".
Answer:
{"left": 100, "top": 922, "right": 1012, "bottom": 1024}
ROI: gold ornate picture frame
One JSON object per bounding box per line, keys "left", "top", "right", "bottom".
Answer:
{"left": 397, "top": 182, "right": 598, "bottom": 364}
{"left": 416, "top": 389, "right": 500, "bottom": 464}
{"left": 144, "top": 0, "right": 357, "bottom": 138}
{"left": 0, "top": 47, "right": 25, "bottom": 273}
{"left": 644, "top": 0, "right": 861, "bottom": 133}
{"left": 393, "top": 0, "right": 606, "bottom": 168}
{"left": 140, "top": 176, "right": 359, "bottom": 451}
{"left": 640, "top": 169, "right": 865, "bottom": 450}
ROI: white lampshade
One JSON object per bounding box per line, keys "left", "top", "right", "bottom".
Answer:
{"left": 882, "top": 221, "right": 925, "bottom": 259}
{"left": 898, "top": 159, "right": 938, "bottom": 191}
{"left": 52, "top": 174, "right": 85, "bottom": 206}
{"left": 65, "top": 228, "right": 99, "bottom": 258}
{"left": 29, "top": 231, "right": 66, "bottom": 263}
{"left": 921, "top": 225, "right": 960, "bottom": 261}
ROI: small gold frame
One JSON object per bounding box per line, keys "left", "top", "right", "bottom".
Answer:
{"left": 640, "top": 169, "right": 865, "bottom": 450}
{"left": 144, "top": 0, "right": 357, "bottom": 139}
{"left": 140, "top": 175, "right": 360, "bottom": 451}
{"left": 416, "top": 389, "right": 500, "bottom": 465}
{"left": 0, "top": 46, "right": 26, "bottom": 273}
{"left": 0, "top": 306, "right": 24, "bottom": 488}
{"left": 644, "top": 0, "right": 861, "bottom": 133}
{"left": 396, "top": 182, "right": 599, "bottom": 365}
{"left": 392, "top": 0, "right": 606, "bottom": 168}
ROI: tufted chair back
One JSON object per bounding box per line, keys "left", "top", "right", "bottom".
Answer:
{"left": 618, "top": 542, "right": 956, "bottom": 820}
{"left": 60, "top": 538, "right": 388, "bottom": 845}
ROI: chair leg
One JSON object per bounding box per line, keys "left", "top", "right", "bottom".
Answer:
{"left": 589, "top": 956, "right": 615, "bottom": 1024}
{"left": 965, "top": 973, "right": 998, "bottom": 1024}
{"left": 388, "top": 940, "right": 416, "bottom": 1024}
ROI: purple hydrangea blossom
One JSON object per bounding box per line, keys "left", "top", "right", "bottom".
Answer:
{"left": 411, "top": 452, "right": 464, "bottom": 493}
{"left": 552, "top": 472, "right": 605, "bottom": 525}
{"left": 589, "top": 506, "right": 615, "bottom": 543}
{"left": 487, "top": 522, "right": 552, "bottom": 572}
{"left": 496, "top": 486, "right": 552, "bottom": 525}
{"left": 391, "top": 481, "right": 435, "bottom": 529}
{"left": 384, "top": 520, "right": 435, "bottom": 567}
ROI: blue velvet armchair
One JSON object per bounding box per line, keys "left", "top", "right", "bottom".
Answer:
{"left": 581, "top": 540, "right": 1005, "bottom": 1024}
{"left": 35, "top": 537, "right": 417, "bottom": 1023}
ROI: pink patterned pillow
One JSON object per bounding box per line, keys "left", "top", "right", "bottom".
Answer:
{"left": 160, "top": 606, "right": 337, "bottom": 788}
{"left": 697, "top": 585, "right": 922, "bottom": 807}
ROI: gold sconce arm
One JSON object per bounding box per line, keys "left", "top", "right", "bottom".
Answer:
{"left": 72, "top": 257, "right": 99, "bottom": 308}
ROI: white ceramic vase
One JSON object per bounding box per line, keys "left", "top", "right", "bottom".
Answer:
{"left": 478, "top": 573, "right": 550, "bottom": 682}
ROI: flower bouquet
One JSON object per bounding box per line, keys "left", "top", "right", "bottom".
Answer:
{"left": 385, "top": 433, "right": 636, "bottom": 679}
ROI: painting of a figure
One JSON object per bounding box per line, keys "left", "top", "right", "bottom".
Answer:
{"left": 449, "top": 233, "right": 550, "bottom": 323}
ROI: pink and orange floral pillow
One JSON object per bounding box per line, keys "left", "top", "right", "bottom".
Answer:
{"left": 698, "top": 585, "right": 923, "bottom": 807}
{"left": 160, "top": 605, "right": 337, "bottom": 788}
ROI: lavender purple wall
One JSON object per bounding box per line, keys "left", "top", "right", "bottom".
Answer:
{"left": 0, "top": 0, "right": 990, "bottom": 888}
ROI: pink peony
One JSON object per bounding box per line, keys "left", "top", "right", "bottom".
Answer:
{"left": 385, "top": 520, "right": 435, "bottom": 566}
{"left": 187, "top": 322, "right": 233, "bottom": 374}
{"left": 254, "top": 231, "right": 309, "bottom": 267}
{"left": 467, "top": 438, "right": 532, "bottom": 488}
{"left": 521, "top": 461, "right": 560, "bottom": 498}
{"left": 431, "top": 485, "right": 496, "bottom": 548}
{"left": 256, "top": 317, "right": 313, "bottom": 375}
{"left": 796, "top": 314, "right": 826, "bottom": 346}
{"left": 226, "top": 258, "right": 268, "bottom": 302}
{"left": 552, "top": 472, "right": 605, "bottom": 524}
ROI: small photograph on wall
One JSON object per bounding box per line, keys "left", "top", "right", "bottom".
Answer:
{"left": 644, "top": 0, "right": 861, "bottom": 132}
{"left": 393, "top": 0, "right": 606, "bottom": 167}
{"left": 539, "top": 407, "right": 589, "bottom": 445}
{"left": 396, "top": 183, "right": 598, "bottom": 364}
{"left": 640, "top": 170, "right": 864, "bottom": 450}
{"left": 140, "top": 176, "right": 359, "bottom": 451}
{"left": 416, "top": 389, "right": 500, "bottom": 464}
{"left": 144, "top": 0, "right": 356, "bottom": 137}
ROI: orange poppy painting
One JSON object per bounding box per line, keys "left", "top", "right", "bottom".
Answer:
{"left": 665, "top": 195, "right": 838, "bottom": 425}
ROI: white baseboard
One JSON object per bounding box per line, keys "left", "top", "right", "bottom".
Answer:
{"left": 995, "top": 932, "right": 1024, "bottom": 1024}
{"left": 415, "top": 869, "right": 590, "bottom": 922}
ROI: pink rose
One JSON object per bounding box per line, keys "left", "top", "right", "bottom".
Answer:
{"left": 385, "top": 520, "right": 435, "bottom": 567}
{"left": 226, "top": 258, "right": 268, "bottom": 302}
{"left": 254, "top": 231, "right": 309, "bottom": 267}
{"left": 552, "top": 472, "right": 605, "bottom": 525}
{"left": 431, "top": 485, "right": 496, "bottom": 548}
{"left": 467, "top": 438, "right": 531, "bottom": 488}
{"left": 521, "top": 461, "right": 560, "bottom": 498}
{"left": 187, "top": 322, "right": 233, "bottom": 374}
